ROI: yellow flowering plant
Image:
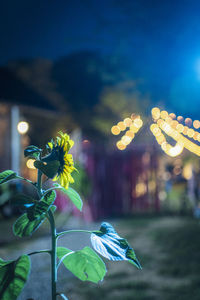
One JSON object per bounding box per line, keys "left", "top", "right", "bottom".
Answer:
{"left": 0, "top": 131, "right": 141, "bottom": 300}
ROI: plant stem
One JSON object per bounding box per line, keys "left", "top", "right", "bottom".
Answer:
{"left": 56, "top": 229, "right": 92, "bottom": 239}
{"left": 36, "top": 168, "right": 57, "bottom": 299}
{"left": 28, "top": 249, "right": 51, "bottom": 256}
{"left": 37, "top": 169, "right": 43, "bottom": 197}
{"left": 48, "top": 209, "right": 57, "bottom": 300}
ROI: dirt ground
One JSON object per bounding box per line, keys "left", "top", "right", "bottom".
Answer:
{"left": 0, "top": 215, "right": 198, "bottom": 300}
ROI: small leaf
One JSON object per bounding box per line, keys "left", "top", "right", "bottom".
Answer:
{"left": 24, "top": 145, "right": 42, "bottom": 159}
{"left": 0, "top": 170, "right": 19, "bottom": 184}
{"left": 54, "top": 185, "right": 83, "bottom": 211}
{"left": 0, "top": 255, "right": 31, "bottom": 300}
{"left": 57, "top": 246, "right": 106, "bottom": 283}
{"left": 27, "top": 190, "right": 56, "bottom": 221}
{"left": 91, "top": 222, "right": 142, "bottom": 269}
{"left": 13, "top": 193, "right": 56, "bottom": 237}
{"left": 34, "top": 161, "right": 60, "bottom": 178}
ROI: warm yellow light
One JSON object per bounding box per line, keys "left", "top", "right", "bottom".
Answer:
{"left": 183, "top": 164, "right": 193, "bottom": 180}
{"left": 134, "top": 118, "right": 143, "bottom": 128}
{"left": 165, "top": 117, "right": 172, "bottom": 124}
{"left": 160, "top": 110, "right": 168, "bottom": 119}
{"left": 135, "top": 182, "right": 147, "bottom": 197}
{"left": 150, "top": 124, "right": 158, "bottom": 132}
{"left": 116, "top": 141, "right": 126, "bottom": 150}
{"left": 26, "top": 159, "right": 36, "bottom": 169}
{"left": 123, "top": 118, "right": 132, "bottom": 127}
{"left": 111, "top": 126, "right": 120, "bottom": 135}
{"left": 193, "top": 120, "right": 200, "bottom": 129}
{"left": 130, "top": 124, "right": 138, "bottom": 133}
{"left": 161, "top": 142, "right": 167, "bottom": 151}
{"left": 157, "top": 119, "right": 164, "bottom": 127}
{"left": 121, "top": 135, "right": 132, "bottom": 145}
{"left": 125, "top": 130, "right": 135, "bottom": 138}
{"left": 176, "top": 124, "right": 184, "bottom": 133}
{"left": 183, "top": 126, "right": 188, "bottom": 135}
{"left": 151, "top": 107, "right": 160, "bottom": 119}
{"left": 171, "top": 120, "right": 178, "bottom": 129}
{"left": 153, "top": 127, "right": 161, "bottom": 136}
{"left": 156, "top": 135, "right": 165, "bottom": 144}
{"left": 187, "top": 128, "right": 195, "bottom": 138}
{"left": 168, "top": 144, "right": 183, "bottom": 157}
{"left": 117, "top": 121, "right": 126, "bottom": 131}
{"left": 177, "top": 116, "right": 184, "bottom": 122}
{"left": 17, "top": 121, "right": 29, "bottom": 134}
{"left": 169, "top": 113, "right": 176, "bottom": 119}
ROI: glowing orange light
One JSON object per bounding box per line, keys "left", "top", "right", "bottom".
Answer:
{"left": 151, "top": 107, "right": 160, "bottom": 120}
{"left": 185, "top": 118, "right": 192, "bottom": 126}
{"left": 111, "top": 126, "right": 120, "bottom": 135}
{"left": 123, "top": 118, "right": 132, "bottom": 127}
{"left": 117, "top": 122, "right": 126, "bottom": 131}
{"left": 160, "top": 110, "right": 168, "bottom": 119}
{"left": 116, "top": 141, "right": 126, "bottom": 150}
{"left": 193, "top": 120, "right": 200, "bottom": 129}
{"left": 177, "top": 116, "right": 184, "bottom": 122}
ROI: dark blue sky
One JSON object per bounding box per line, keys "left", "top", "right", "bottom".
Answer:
{"left": 1, "top": 0, "right": 200, "bottom": 116}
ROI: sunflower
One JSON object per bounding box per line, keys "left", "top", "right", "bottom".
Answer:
{"left": 44, "top": 131, "right": 76, "bottom": 189}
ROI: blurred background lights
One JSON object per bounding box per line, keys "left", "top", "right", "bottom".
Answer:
{"left": 111, "top": 125, "right": 120, "bottom": 135}
{"left": 160, "top": 110, "right": 168, "bottom": 119}
{"left": 26, "top": 159, "right": 36, "bottom": 169}
{"left": 193, "top": 120, "right": 200, "bottom": 129}
{"left": 17, "top": 121, "right": 29, "bottom": 134}
{"left": 151, "top": 107, "right": 160, "bottom": 120}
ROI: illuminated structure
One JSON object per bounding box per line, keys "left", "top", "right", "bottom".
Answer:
{"left": 111, "top": 108, "right": 200, "bottom": 157}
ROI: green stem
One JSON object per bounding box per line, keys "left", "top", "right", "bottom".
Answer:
{"left": 27, "top": 249, "right": 51, "bottom": 256}
{"left": 48, "top": 209, "right": 57, "bottom": 300}
{"left": 56, "top": 229, "right": 92, "bottom": 239}
{"left": 37, "top": 169, "right": 43, "bottom": 197}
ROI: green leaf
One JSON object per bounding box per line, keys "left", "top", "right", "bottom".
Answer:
{"left": 13, "top": 191, "right": 56, "bottom": 237}
{"left": 91, "top": 222, "right": 142, "bottom": 269}
{"left": 24, "top": 145, "right": 42, "bottom": 159}
{"left": 0, "top": 255, "right": 31, "bottom": 300}
{"left": 27, "top": 190, "right": 56, "bottom": 221}
{"left": 53, "top": 185, "right": 83, "bottom": 211}
{"left": 0, "top": 170, "right": 19, "bottom": 184}
{"left": 34, "top": 160, "right": 60, "bottom": 178}
{"left": 57, "top": 246, "right": 106, "bottom": 283}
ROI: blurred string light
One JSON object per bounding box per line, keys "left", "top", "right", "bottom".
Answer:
{"left": 112, "top": 108, "right": 200, "bottom": 157}
{"left": 151, "top": 107, "right": 200, "bottom": 157}
{"left": 26, "top": 159, "right": 36, "bottom": 169}
{"left": 111, "top": 114, "right": 143, "bottom": 150}
{"left": 17, "top": 121, "right": 29, "bottom": 134}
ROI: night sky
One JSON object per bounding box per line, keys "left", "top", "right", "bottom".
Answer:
{"left": 1, "top": 0, "right": 200, "bottom": 116}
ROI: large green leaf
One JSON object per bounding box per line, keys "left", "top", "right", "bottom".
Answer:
{"left": 34, "top": 160, "right": 60, "bottom": 178}
{"left": 57, "top": 246, "right": 106, "bottom": 283}
{"left": 91, "top": 222, "right": 142, "bottom": 269}
{"left": 13, "top": 193, "right": 56, "bottom": 238}
{"left": 0, "top": 255, "right": 31, "bottom": 300}
{"left": 0, "top": 170, "right": 19, "bottom": 184}
{"left": 53, "top": 185, "right": 83, "bottom": 211}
